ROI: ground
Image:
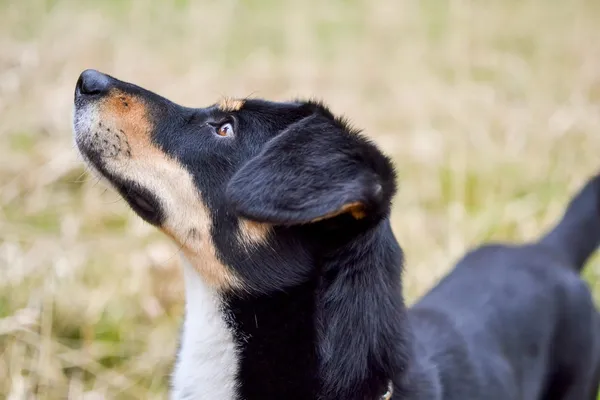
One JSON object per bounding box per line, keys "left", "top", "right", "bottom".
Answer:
{"left": 1, "top": 0, "right": 600, "bottom": 398}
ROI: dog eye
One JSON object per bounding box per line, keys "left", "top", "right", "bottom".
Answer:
{"left": 216, "top": 122, "right": 234, "bottom": 137}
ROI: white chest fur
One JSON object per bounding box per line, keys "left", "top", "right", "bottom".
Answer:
{"left": 171, "top": 257, "right": 239, "bottom": 400}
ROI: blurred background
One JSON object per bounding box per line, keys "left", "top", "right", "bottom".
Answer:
{"left": 1, "top": 0, "right": 600, "bottom": 398}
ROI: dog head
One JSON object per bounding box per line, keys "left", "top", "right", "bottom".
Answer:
{"left": 73, "top": 69, "right": 397, "bottom": 293}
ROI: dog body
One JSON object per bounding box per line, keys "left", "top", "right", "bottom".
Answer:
{"left": 410, "top": 243, "right": 600, "bottom": 399}
{"left": 72, "top": 69, "right": 600, "bottom": 400}
{"left": 408, "top": 178, "right": 600, "bottom": 400}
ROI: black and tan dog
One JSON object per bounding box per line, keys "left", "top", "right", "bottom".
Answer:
{"left": 73, "top": 69, "right": 600, "bottom": 400}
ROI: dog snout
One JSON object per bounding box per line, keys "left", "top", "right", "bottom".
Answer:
{"left": 76, "top": 69, "right": 112, "bottom": 98}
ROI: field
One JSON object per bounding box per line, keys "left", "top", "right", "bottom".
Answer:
{"left": 2, "top": 0, "right": 600, "bottom": 398}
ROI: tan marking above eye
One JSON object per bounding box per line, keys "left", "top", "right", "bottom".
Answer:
{"left": 217, "top": 97, "right": 245, "bottom": 112}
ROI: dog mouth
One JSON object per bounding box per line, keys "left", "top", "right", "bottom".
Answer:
{"left": 79, "top": 147, "right": 165, "bottom": 226}
{"left": 113, "top": 179, "right": 164, "bottom": 226}
{"left": 78, "top": 146, "right": 165, "bottom": 227}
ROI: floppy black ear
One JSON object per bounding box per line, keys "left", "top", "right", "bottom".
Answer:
{"left": 226, "top": 113, "right": 397, "bottom": 225}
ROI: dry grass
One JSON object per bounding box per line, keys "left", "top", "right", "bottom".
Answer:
{"left": 2, "top": 0, "right": 600, "bottom": 398}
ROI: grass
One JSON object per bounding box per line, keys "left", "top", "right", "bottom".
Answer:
{"left": 1, "top": 0, "right": 600, "bottom": 398}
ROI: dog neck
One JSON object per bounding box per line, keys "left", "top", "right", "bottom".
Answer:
{"left": 172, "top": 219, "right": 409, "bottom": 400}
{"left": 171, "top": 258, "right": 239, "bottom": 400}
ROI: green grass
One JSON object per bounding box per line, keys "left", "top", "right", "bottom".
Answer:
{"left": 1, "top": 0, "right": 600, "bottom": 398}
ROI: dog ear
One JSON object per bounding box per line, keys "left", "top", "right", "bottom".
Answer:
{"left": 226, "top": 113, "right": 396, "bottom": 225}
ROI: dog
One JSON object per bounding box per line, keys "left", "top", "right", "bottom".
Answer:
{"left": 72, "top": 69, "right": 600, "bottom": 400}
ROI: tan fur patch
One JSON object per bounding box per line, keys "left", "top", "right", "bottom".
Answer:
{"left": 217, "top": 97, "right": 245, "bottom": 112}
{"left": 310, "top": 201, "right": 367, "bottom": 223}
{"left": 88, "top": 90, "right": 241, "bottom": 290}
{"left": 237, "top": 218, "right": 271, "bottom": 248}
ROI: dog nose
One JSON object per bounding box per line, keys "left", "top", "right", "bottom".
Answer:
{"left": 76, "top": 69, "right": 111, "bottom": 96}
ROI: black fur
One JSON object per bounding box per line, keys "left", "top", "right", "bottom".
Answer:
{"left": 73, "top": 70, "right": 600, "bottom": 399}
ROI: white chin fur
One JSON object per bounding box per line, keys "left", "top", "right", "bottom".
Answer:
{"left": 72, "top": 104, "right": 97, "bottom": 143}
